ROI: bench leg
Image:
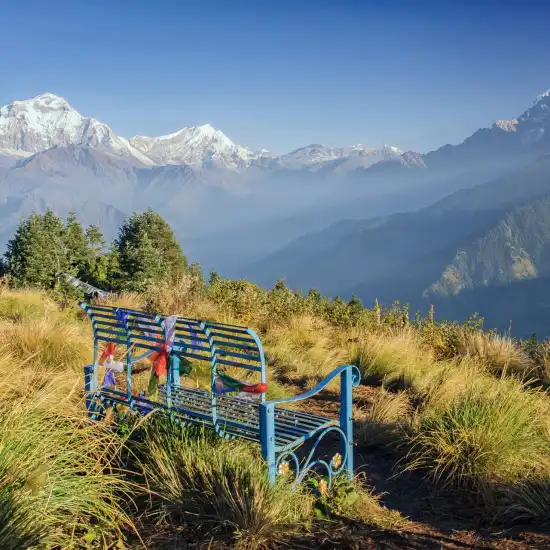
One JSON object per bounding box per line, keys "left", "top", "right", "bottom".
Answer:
{"left": 340, "top": 367, "right": 354, "bottom": 480}
{"left": 84, "top": 365, "right": 96, "bottom": 414}
{"left": 260, "top": 403, "right": 277, "bottom": 484}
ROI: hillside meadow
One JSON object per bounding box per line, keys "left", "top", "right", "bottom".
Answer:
{"left": 2, "top": 272, "right": 550, "bottom": 548}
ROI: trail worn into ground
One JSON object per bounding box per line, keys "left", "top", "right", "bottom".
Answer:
{"left": 294, "top": 384, "right": 550, "bottom": 550}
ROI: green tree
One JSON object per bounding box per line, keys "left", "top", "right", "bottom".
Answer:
{"left": 4, "top": 210, "right": 69, "bottom": 288}
{"left": 209, "top": 269, "right": 221, "bottom": 286}
{"left": 81, "top": 224, "right": 110, "bottom": 287}
{"left": 114, "top": 209, "right": 187, "bottom": 290}
{"left": 63, "top": 213, "right": 88, "bottom": 273}
{"left": 188, "top": 262, "right": 205, "bottom": 296}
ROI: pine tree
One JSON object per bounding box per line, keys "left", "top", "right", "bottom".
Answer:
{"left": 82, "top": 224, "right": 109, "bottom": 287}
{"left": 114, "top": 210, "right": 185, "bottom": 290}
{"left": 4, "top": 210, "right": 69, "bottom": 287}
{"left": 63, "top": 213, "right": 88, "bottom": 274}
{"left": 209, "top": 269, "right": 221, "bottom": 286}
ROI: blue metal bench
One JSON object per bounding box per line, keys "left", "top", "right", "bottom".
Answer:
{"left": 80, "top": 302, "right": 360, "bottom": 485}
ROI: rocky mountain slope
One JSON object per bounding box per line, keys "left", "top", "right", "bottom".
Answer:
{"left": 246, "top": 150, "right": 550, "bottom": 337}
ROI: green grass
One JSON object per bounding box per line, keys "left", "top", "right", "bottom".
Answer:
{"left": 135, "top": 418, "right": 313, "bottom": 549}
{"left": 3, "top": 282, "right": 550, "bottom": 542}
{"left": 0, "top": 396, "right": 134, "bottom": 549}
{"left": 405, "top": 377, "right": 550, "bottom": 518}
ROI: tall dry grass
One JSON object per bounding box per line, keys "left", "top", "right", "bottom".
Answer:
{"left": 0, "top": 394, "right": 135, "bottom": 548}
{"left": 4, "top": 284, "right": 550, "bottom": 530}
{"left": 136, "top": 419, "right": 313, "bottom": 549}
{"left": 459, "top": 330, "right": 538, "bottom": 380}
{"left": 356, "top": 388, "right": 413, "bottom": 448}
{"left": 263, "top": 314, "right": 349, "bottom": 383}
{"left": 348, "top": 326, "right": 550, "bottom": 521}
{"left": 349, "top": 328, "right": 447, "bottom": 393}
{"left": 0, "top": 295, "right": 135, "bottom": 548}
{"left": 405, "top": 377, "right": 550, "bottom": 516}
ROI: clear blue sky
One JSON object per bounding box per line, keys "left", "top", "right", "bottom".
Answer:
{"left": 1, "top": 0, "right": 550, "bottom": 154}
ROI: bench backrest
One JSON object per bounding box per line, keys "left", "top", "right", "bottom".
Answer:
{"left": 80, "top": 302, "right": 266, "bottom": 401}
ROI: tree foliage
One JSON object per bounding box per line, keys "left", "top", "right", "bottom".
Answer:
{"left": 114, "top": 209, "right": 188, "bottom": 291}
{"left": 3, "top": 210, "right": 111, "bottom": 290}
{"left": 4, "top": 210, "right": 69, "bottom": 288}
{"left": 3, "top": 208, "right": 187, "bottom": 293}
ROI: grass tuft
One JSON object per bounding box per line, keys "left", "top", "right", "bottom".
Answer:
{"left": 356, "top": 388, "right": 413, "bottom": 449}
{"left": 405, "top": 378, "right": 550, "bottom": 503}
{"left": 138, "top": 418, "right": 313, "bottom": 549}
{"left": 0, "top": 395, "right": 134, "bottom": 549}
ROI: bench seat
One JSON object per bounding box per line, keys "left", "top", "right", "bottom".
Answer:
{"left": 94, "top": 384, "right": 337, "bottom": 452}
{"left": 159, "top": 385, "right": 338, "bottom": 451}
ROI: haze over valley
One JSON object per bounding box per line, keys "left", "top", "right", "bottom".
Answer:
{"left": 1, "top": 88, "right": 550, "bottom": 336}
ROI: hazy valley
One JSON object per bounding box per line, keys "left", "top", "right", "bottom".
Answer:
{"left": 2, "top": 90, "right": 550, "bottom": 336}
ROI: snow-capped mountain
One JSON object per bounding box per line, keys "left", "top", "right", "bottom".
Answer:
{"left": 271, "top": 143, "right": 402, "bottom": 172}
{"left": 130, "top": 124, "right": 270, "bottom": 171}
{"left": 0, "top": 93, "right": 153, "bottom": 165}
{"left": 0, "top": 93, "right": 403, "bottom": 175}
{"left": 485, "top": 91, "right": 550, "bottom": 142}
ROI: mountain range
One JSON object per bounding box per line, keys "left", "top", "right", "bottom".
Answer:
{"left": 0, "top": 92, "right": 414, "bottom": 249}
{"left": 2, "top": 90, "right": 550, "bottom": 336}
{"left": 245, "top": 90, "right": 550, "bottom": 337}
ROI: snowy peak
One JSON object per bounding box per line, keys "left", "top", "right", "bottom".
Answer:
{"left": 534, "top": 90, "right": 550, "bottom": 105}
{"left": 130, "top": 124, "right": 267, "bottom": 170}
{"left": 0, "top": 92, "right": 405, "bottom": 174}
{"left": 274, "top": 143, "right": 402, "bottom": 171}
{"left": 0, "top": 93, "right": 154, "bottom": 165}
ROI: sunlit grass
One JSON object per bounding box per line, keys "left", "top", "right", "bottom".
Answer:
{"left": 405, "top": 377, "right": 550, "bottom": 516}
{"left": 136, "top": 418, "right": 313, "bottom": 549}
{"left": 459, "top": 330, "right": 538, "bottom": 380}
{"left": 263, "top": 315, "right": 349, "bottom": 383}
{"left": 3, "top": 283, "right": 550, "bottom": 536}
{"left": 356, "top": 388, "right": 413, "bottom": 449}
{"left": 0, "top": 388, "right": 134, "bottom": 548}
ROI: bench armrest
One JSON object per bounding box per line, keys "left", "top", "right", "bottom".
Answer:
{"left": 263, "top": 364, "right": 360, "bottom": 406}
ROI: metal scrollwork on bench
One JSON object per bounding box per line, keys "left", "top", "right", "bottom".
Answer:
{"left": 276, "top": 425, "right": 350, "bottom": 489}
